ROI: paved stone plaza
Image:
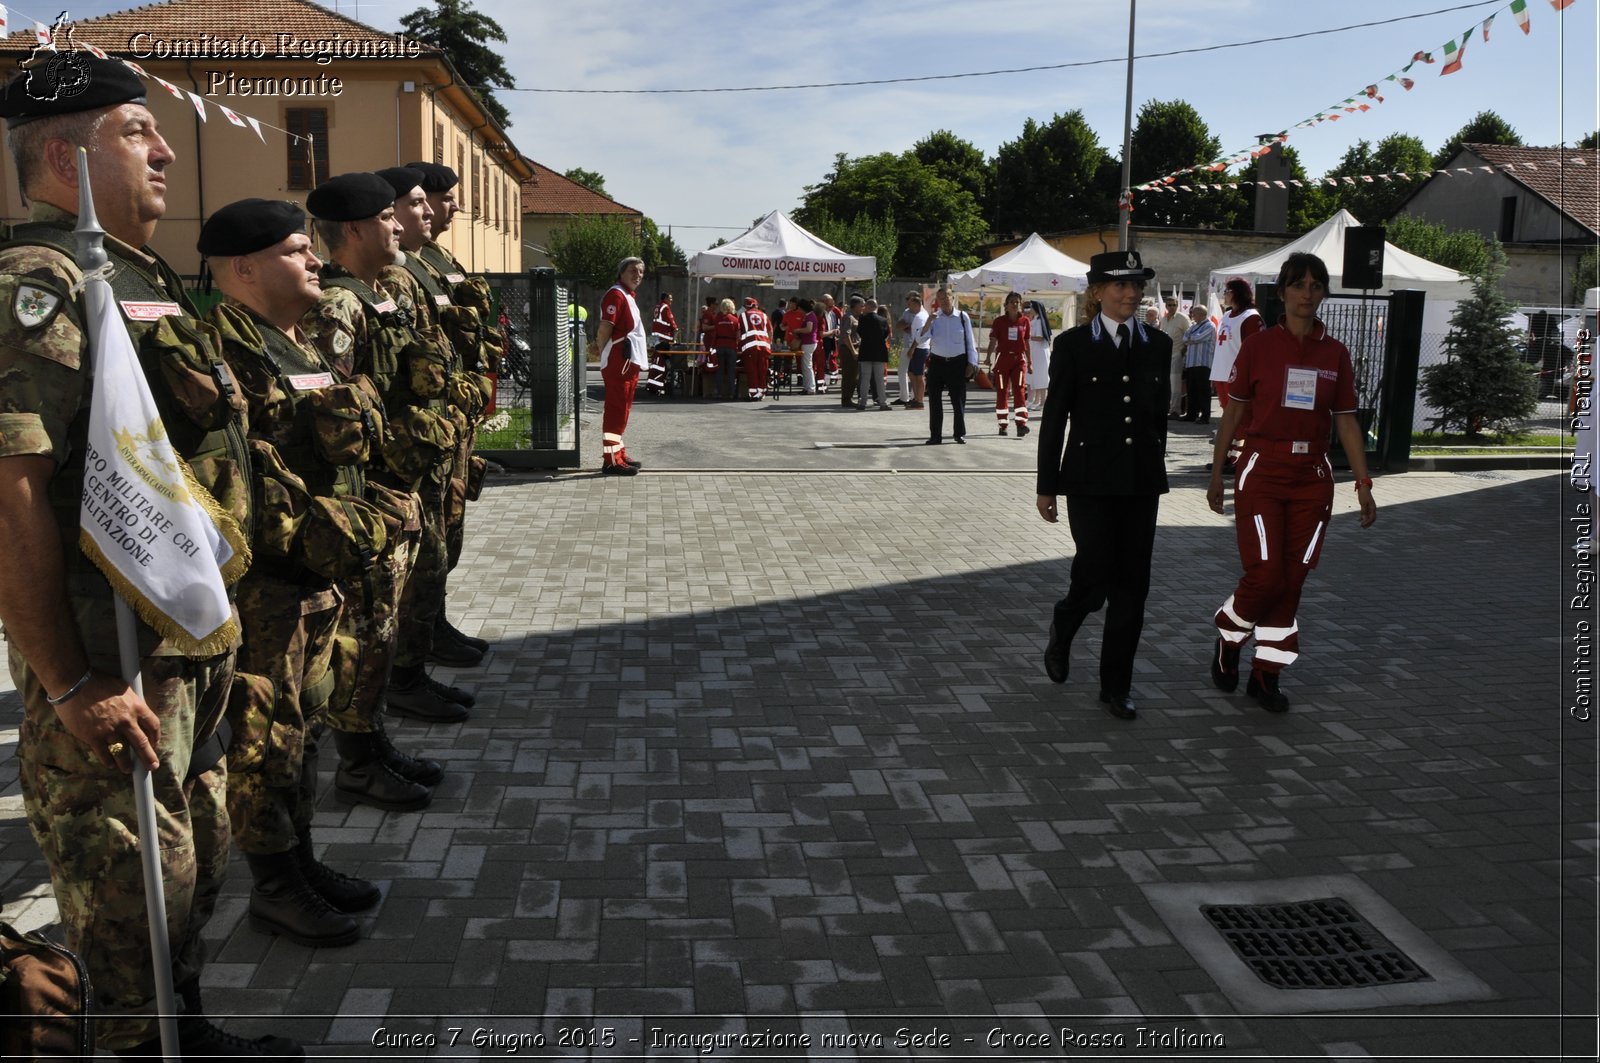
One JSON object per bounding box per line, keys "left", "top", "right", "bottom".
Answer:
{"left": 2, "top": 387, "right": 1594, "bottom": 1060}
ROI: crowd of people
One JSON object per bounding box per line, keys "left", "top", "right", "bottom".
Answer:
{"left": 0, "top": 59, "right": 504, "bottom": 1058}
{"left": 634, "top": 280, "right": 1078, "bottom": 448}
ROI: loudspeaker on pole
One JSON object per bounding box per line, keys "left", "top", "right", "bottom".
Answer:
{"left": 1342, "top": 226, "right": 1386, "bottom": 290}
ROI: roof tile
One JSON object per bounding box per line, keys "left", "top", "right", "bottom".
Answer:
{"left": 1465, "top": 142, "right": 1600, "bottom": 238}
{"left": 520, "top": 160, "right": 640, "bottom": 218}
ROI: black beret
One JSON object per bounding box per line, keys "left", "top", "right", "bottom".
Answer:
{"left": 305, "top": 172, "right": 395, "bottom": 222}
{"left": 197, "top": 199, "right": 306, "bottom": 257}
{"left": 405, "top": 161, "right": 460, "bottom": 194}
{"left": 376, "top": 165, "right": 424, "bottom": 199}
{"left": 0, "top": 56, "right": 147, "bottom": 125}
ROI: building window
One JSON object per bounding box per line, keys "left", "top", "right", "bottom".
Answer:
{"left": 473, "top": 152, "right": 482, "bottom": 220}
{"left": 286, "top": 108, "right": 329, "bottom": 190}
{"left": 434, "top": 121, "right": 444, "bottom": 165}
{"left": 1499, "top": 196, "right": 1517, "bottom": 243}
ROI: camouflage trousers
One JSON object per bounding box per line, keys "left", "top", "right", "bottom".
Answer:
{"left": 11, "top": 642, "right": 234, "bottom": 1051}
{"left": 393, "top": 470, "right": 449, "bottom": 670}
{"left": 326, "top": 493, "right": 421, "bottom": 733}
{"left": 446, "top": 421, "right": 475, "bottom": 571}
{"left": 225, "top": 573, "right": 343, "bottom": 854}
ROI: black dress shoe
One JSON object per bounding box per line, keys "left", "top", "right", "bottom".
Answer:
{"left": 1099, "top": 691, "right": 1137, "bottom": 720}
{"left": 1211, "top": 636, "right": 1240, "bottom": 692}
{"left": 925, "top": 438, "right": 941, "bottom": 445}
{"left": 1043, "top": 622, "right": 1070, "bottom": 683}
{"left": 1247, "top": 670, "right": 1290, "bottom": 712}
{"left": 953, "top": 436, "right": 965, "bottom": 444}
{"left": 1016, "top": 424, "right": 1029, "bottom": 437}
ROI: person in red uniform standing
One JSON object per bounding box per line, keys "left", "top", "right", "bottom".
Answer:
{"left": 645, "top": 292, "right": 676, "bottom": 396}
{"left": 1206, "top": 252, "right": 1377, "bottom": 712}
{"left": 594, "top": 256, "right": 648, "bottom": 475}
{"left": 738, "top": 297, "right": 772, "bottom": 401}
{"left": 709, "top": 297, "right": 742, "bottom": 400}
{"left": 985, "top": 290, "right": 1032, "bottom": 437}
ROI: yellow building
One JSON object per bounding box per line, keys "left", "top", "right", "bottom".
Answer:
{"left": 0, "top": 0, "right": 532, "bottom": 275}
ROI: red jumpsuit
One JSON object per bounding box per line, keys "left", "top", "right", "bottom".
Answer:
{"left": 598, "top": 284, "right": 648, "bottom": 468}
{"left": 1214, "top": 319, "right": 1358, "bottom": 675}
{"left": 990, "top": 312, "right": 1031, "bottom": 432}
{"left": 738, "top": 306, "right": 771, "bottom": 400}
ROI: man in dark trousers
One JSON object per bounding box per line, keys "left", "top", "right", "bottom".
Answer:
{"left": 1035, "top": 251, "right": 1172, "bottom": 720}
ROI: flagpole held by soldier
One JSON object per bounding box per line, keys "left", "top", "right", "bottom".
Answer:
{"left": 72, "top": 145, "right": 183, "bottom": 1063}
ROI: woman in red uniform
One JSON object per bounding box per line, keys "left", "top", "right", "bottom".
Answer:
{"left": 1206, "top": 252, "right": 1377, "bottom": 712}
{"left": 985, "top": 290, "right": 1032, "bottom": 437}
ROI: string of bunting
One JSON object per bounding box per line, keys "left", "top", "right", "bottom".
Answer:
{"left": 1139, "top": 155, "right": 1591, "bottom": 194}
{"left": 1126, "top": 0, "right": 1583, "bottom": 207}
{"left": 0, "top": 6, "right": 319, "bottom": 169}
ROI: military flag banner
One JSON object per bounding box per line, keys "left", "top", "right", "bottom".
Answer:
{"left": 78, "top": 276, "right": 249, "bottom": 656}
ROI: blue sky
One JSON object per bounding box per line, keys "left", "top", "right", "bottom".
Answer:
{"left": 45, "top": 0, "right": 1600, "bottom": 251}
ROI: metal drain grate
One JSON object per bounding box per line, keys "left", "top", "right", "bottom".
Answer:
{"left": 1202, "top": 898, "right": 1431, "bottom": 990}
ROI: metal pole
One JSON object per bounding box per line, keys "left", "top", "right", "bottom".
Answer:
{"left": 1117, "top": 0, "right": 1137, "bottom": 251}
{"left": 73, "top": 148, "right": 181, "bottom": 1063}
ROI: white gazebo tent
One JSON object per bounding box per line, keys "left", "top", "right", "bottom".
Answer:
{"left": 689, "top": 210, "right": 877, "bottom": 301}
{"left": 1207, "top": 209, "right": 1468, "bottom": 326}
{"left": 947, "top": 232, "right": 1090, "bottom": 332}
{"left": 947, "top": 232, "right": 1091, "bottom": 296}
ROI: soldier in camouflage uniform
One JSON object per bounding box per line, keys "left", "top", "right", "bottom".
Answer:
{"left": 301, "top": 173, "right": 459, "bottom": 814}
{"left": 406, "top": 160, "right": 499, "bottom": 663}
{"left": 368, "top": 167, "right": 482, "bottom": 712}
{"left": 201, "top": 198, "right": 393, "bottom": 948}
{"left": 0, "top": 60, "right": 300, "bottom": 1057}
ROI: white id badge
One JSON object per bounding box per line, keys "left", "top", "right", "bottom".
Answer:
{"left": 1283, "top": 366, "right": 1318, "bottom": 410}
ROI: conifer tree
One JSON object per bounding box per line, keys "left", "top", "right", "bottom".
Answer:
{"left": 1420, "top": 240, "right": 1537, "bottom": 436}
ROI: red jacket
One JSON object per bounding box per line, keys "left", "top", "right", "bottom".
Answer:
{"left": 710, "top": 312, "right": 741, "bottom": 350}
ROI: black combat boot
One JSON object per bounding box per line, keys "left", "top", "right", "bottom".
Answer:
{"left": 294, "top": 833, "right": 381, "bottom": 914}
{"left": 425, "top": 674, "right": 476, "bottom": 708}
{"left": 118, "top": 1017, "right": 305, "bottom": 1059}
{"left": 243, "top": 851, "right": 359, "bottom": 947}
{"left": 435, "top": 613, "right": 489, "bottom": 654}
{"left": 332, "top": 729, "right": 433, "bottom": 811}
{"left": 387, "top": 664, "right": 470, "bottom": 723}
{"left": 372, "top": 718, "right": 445, "bottom": 787}
{"left": 426, "top": 622, "right": 485, "bottom": 668}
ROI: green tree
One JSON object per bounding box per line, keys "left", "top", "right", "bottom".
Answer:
{"left": 1127, "top": 99, "right": 1244, "bottom": 229}
{"left": 802, "top": 211, "right": 898, "bottom": 281}
{"left": 1386, "top": 214, "right": 1491, "bottom": 276}
{"left": 1433, "top": 110, "right": 1520, "bottom": 168}
{"left": 400, "top": 0, "right": 516, "bottom": 128}
{"left": 913, "top": 130, "right": 991, "bottom": 220}
{"left": 562, "top": 167, "right": 608, "bottom": 197}
{"left": 640, "top": 217, "right": 685, "bottom": 270}
{"left": 1579, "top": 130, "right": 1600, "bottom": 150}
{"left": 1322, "top": 133, "right": 1433, "bottom": 223}
{"left": 797, "top": 152, "right": 985, "bottom": 275}
{"left": 1236, "top": 144, "right": 1333, "bottom": 233}
{"left": 1420, "top": 241, "right": 1537, "bottom": 436}
{"left": 990, "top": 111, "right": 1118, "bottom": 237}
{"left": 1573, "top": 246, "right": 1599, "bottom": 303}
{"left": 546, "top": 215, "right": 640, "bottom": 288}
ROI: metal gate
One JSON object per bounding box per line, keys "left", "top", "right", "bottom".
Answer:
{"left": 476, "top": 268, "right": 584, "bottom": 468}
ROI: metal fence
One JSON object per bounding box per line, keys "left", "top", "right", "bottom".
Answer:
{"left": 477, "top": 269, "right": 583, "bottom": 468}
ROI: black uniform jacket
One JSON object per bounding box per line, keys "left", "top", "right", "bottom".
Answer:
{"left": 1035, "top": 317, "right": 1172, "bottom": 498}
